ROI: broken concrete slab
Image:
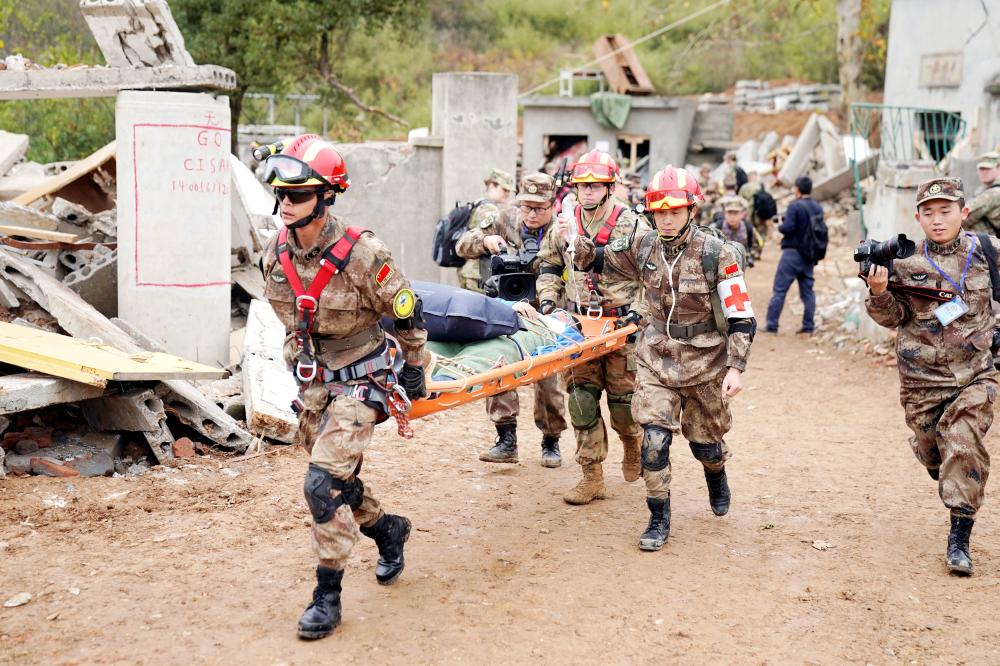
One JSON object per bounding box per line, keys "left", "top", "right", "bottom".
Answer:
{"left": 777, "top": 113, "right": 820, "bottom": 186}
{"left": 141, "top": 419, "right": 175, "bottom": 464}
{"left": 0, "top": 373, "right": 104, "bottom": 415}
{"left": 62, "top": 248, "right": 117, "bottom": 317}
{"left": 0, "top": 202, "right": 60, "bottom": 231}
{"left": 0, "top": 161, "right": 47, "bottom": 200}
{"left": 81, "top": 388, "right": 166, "bottom": 433}
{"left": 51, "top": 198, "right": 94, "bottom": 226}
{"left": 812, "top": 153, "right": 879, "bottom": 201}
{"left": 75, "top": 431, "right": 126, "bottom": 460}
{"left": 0, "top": 277, "right": 21, "bottom": 308}
{"left": 242, "top": 299, "right": 297, "bottom": 443}
{"left": 231, "top": 265, "right": 264, "bottom": 301}
{"left": 0, "top": 65, "right": 236, "bottom": 101}
{"left": 230, "top": 155, "right": 278, "bottom": 263}
{"left": 0, "top": 130, "right": 29, "bottom": 178}
{"left": 817, "top": 115, "right": 846, "bottom": 177}
{"left": 81, "top": 0, "right": 195, "bottom": 68}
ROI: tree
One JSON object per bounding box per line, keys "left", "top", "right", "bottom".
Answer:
{"left": 172, "top": 0, "right": 424, "bottom": 153}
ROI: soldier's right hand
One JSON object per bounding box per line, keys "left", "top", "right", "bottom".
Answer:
{"left": 866, "top": 265, "right": 889, "bottom": 295}
{"left": 483, "top": 235, "right": 508, "bottom": 255}
{"left": 557, "top": 216, "right": 573, "bottom": 243}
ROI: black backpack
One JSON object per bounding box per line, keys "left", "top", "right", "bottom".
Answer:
{"left": 799, "top": 204, "right": 828, "bottom": 265}
{"left": 752, "top": 186, "right": 778, "bottom": 220}
{"left": 432, "top": 200, "right": 484, "bottom": 267}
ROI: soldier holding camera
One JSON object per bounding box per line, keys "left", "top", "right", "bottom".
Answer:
{"left": 455, "top": 173, "right": 568, "bottom": 467}
{"left": 864, "top": 177, "right": 998, "bottom": 576}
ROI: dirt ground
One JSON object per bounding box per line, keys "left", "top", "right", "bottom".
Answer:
{"left": 2, "top": 239, "right": 999, "bottom": 665}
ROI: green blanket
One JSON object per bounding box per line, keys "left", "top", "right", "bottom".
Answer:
{"left": 428, "top": 319, "right": 557, "bottom": 381}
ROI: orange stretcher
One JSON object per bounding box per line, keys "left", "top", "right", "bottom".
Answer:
{"left": 407, "top": 317, "right": 637, "bottom": 419}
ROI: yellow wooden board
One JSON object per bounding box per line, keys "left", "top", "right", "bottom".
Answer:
{"left": 13, "top": 141, "right": 116, "bottom": 206}
{"left": 0, "top": 321, "right": 225, "bottom": 387}
{"left": 0, "top": 225, "right": 81, "bottom": 242}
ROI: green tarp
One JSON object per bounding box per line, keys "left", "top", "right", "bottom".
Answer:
{"left": 590, "top": 92, "right": 632, "bottom": 129}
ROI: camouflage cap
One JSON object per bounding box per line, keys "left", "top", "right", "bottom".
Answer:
{"left": 976, "top": 151, "right": 1000, "bottom": 169}
{"left": 484, "top": 168, "right": 515, "bottom": 192}
{"left": 722, "top": 167, "right": 737, "bottom": 188}
{"left": 721, "top": 195, "right": 747, "bottom": 211}
{"left": 516, "top": 172, "right": 556, "bottom": 203}
{"left": 915, "top": 177, "right": 964, "bottom": 206}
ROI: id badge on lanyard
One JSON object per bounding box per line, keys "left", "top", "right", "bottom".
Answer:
{"left": 926, "top": 236, "right": 977, "bottom": 327}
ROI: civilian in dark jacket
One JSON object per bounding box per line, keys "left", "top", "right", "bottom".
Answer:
{"left": 765, "top": 176, "right": 824, "bottom": 333}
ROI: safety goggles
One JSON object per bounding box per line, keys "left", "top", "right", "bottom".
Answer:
{"left": 570, "top": 163, "right": 615, "bottom": 182}
{"left": 644, "top": 189, "right": 695, "bottom": 209}
{"left": 274, "top": 188, "right": 319, "bottom": 204}
{"left": 263, "top": 154, "right": 334, "bottom": 188}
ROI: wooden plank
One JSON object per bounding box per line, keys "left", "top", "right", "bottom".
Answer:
{"left": 592, "top": 34, "right": 654, "bottom": 95}
{"left": 0, "top": 321, "right": 226, "bottom": 386}
{"left": 0, "top": 372, "right": 104, "bottom": 415}
{"left": 0, "top": 225, "right": 81, "bottom": 242}
{"left": 13, "top": 141, "right": 116, "bottom": 206}
{"left": 0, "top": 202, "right": 60, "bottom": 231}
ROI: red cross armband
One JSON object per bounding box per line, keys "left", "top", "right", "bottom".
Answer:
{"left": 718, "top": 275, "right": 754, "bottom": 319}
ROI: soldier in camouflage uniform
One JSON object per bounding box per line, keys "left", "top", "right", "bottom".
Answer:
{"left": 457, "top": 168, "right": 514, "bottom": 291}
{"left": 537, "top": 149, "right": 644, "bottom": 504}
{"left": 455, "top": 173, "right": 568, "bottom": 467}
{"left": 572, "top": 165, "right": 755, "bottom": 550}
{"left": 866, "top": 177, "right": 999, "bottom": 575}
{"left": 260, "top": 135, "right": 428, "bottom": 638}
{"left": 962, "top": 152, "right": 1000, "bottom": 236}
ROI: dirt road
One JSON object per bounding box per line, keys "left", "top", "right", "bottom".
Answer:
{"left": 2, "top": 243, "right": 998, "bottom": 665}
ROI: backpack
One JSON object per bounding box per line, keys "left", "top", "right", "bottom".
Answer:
{"left": 752, "top": 186, "right": 778, "bottom": 221}
{"left": 432, "top": 200, "right": 484, "bottom": 268}
{"left": 798, "top": 204, "right": 828, "bottom": 265}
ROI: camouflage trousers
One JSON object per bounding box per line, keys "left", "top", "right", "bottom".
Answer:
{"left": 298, "top": 394, "right": 386, "bottom": 569}
{"left": 486, "top": 374, "right": 567, "bottom": 437}
{"left": 562, "top": 343, "right": 641, "bottom": 466}
{"left": 632, "top": 363, "right": 732, "bottom": 501}
{"left": 900, "top": 376, "right": 997, "bottom": 518}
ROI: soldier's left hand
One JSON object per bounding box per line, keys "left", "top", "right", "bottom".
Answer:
{"left": 484, "top": 235, "right": 508, "bottom": 255}
{"left": 722, "top": 367, "right": 743, "bottom": 398}
{"left": 400, "top": 364, "right": 427, "bottom": 400}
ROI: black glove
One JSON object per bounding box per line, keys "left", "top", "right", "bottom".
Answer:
{"left": 613, "top": 310, "right": 642, "bottom": 342}
{"left": 539, "top": 300, "right": 556, "bottom": 315}
{"left": 400, "top": 364, "right": 427, "bottom": 400}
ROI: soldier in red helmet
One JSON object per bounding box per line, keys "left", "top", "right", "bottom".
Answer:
{"left": 260, "top": 134, "right": 428, "bottom": 639}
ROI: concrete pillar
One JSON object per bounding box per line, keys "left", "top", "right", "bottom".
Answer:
{"left": 432, "top": 72, "right": 517, "bottom": 213}
{"left": 116, "top": 91, "right": 231, "bottom": 366}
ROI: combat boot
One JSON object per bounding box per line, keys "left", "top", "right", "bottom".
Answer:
{"left": 639, "top": 497, "right": 671, "bottom": 551}
{"left": 479, "top": 424, "right": 518, "bottom": 463}
{"left": 540, "top": 435, "right": 561, "bottom": 468}
{"left": 946, "top": 515, "right": 975, "bottom": 575}
{"left": 563, "top": 463, "right": 607, "bottom": 505}
{"left": 297, "top": 566, "right": 343, "bottom": 640}
{"left": 705, "top": 467, "right": 731, "bottom": 516}
{"left": 360, "top": 513, "right": 412, "bottom": 585}
{"left": 621, "top": 436, "right": 641, "bottom": 483}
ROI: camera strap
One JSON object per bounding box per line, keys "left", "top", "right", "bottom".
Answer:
{"left": 976, "top": 232, "right": 1000, "bottom": 302}
{"left": 923, "top": 234, "right": 976, "bottom": 295}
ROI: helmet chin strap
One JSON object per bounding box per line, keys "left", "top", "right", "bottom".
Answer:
{"left": 657, "top": 207, "right": 694, "bottom": 243}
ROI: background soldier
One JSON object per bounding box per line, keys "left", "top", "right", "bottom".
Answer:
{"left": 573, "top": 165, "right": 755, "bottom": 551}
{"left": 457, "top": 168, "right": 515, "bottom": 291}
{"left": 715, "top": 195, "right": 755, "bottom": 266}
{"left": 539, "top": 149, "right": 644, "bottom": 505}
{"left": 455, "top": 173, "right": 568, "bottom": 467}
{"left": 260, "top": 135, "right": 428, "bottom": 639}
{"left": 866, "top": 177, "right": 998, "bottom": 575}
{"left": 963, "top": 152, "right": 1000, "bottom": 236}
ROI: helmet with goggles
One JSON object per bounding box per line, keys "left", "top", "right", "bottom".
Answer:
{"left": 263, "top": 134, "right": 350, "bottom": 193}
{"left": 569, "top": 149, "right": 619, "bottom": 185}
{"left": 645, "top": 165, "right": 702, "bottom": 211}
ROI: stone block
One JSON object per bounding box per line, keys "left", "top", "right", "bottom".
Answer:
{"left": 63, "top": 248, "right": 118, "bottom": 317}
{"left": 77, "top": 432, "right": 126, "bottom": 459}
{"left": 171, "top": 437, "right": 195, "bottom": 458}
{"left": 31, "top": 457, "right": 80, "bottom": 477}
{"left": 64, "top": 452, "right": 114, "bottom": 477}
{"left": 4, "top": 452, "right": 32, "bottom": 475}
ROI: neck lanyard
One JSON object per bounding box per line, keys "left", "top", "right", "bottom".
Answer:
{"left": 923, "top": 234, "right": 976, "bottom": 294}
{"left": 522, "top": 225, "right": 544, "bottom": 245}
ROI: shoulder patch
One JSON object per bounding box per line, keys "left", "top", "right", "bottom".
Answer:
{"left": 479, "top": 212, "right": 499, "bottom": 229}
{"left": 374, "top": 262, "right": 394, "bottom": 287}
{"left": 723, "top": 263, "right": 739, "bottom": 276}
{"left": 609, "top": 237, "right": 630, "bottom": 252}
{"left": 392, "top": 288, "right": 416, "bottom": 318}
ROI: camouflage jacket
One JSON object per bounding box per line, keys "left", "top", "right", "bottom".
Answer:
{"left": 536, "top": 203, "right": 643, "bottom": 314}
{"left": 457, "top": 201, "right": 511, "bottom": 289}
{"left": 263, "top": 214, "right": 427, "bottom": 370}
{"left": 576, "top": 227, "right": 753, "bottom": 384}
{"left": 865, "top": 233, "right": 999, "bottom": 388}
{"left": 963, "top": 184, "right": 1000, "bottom": 235}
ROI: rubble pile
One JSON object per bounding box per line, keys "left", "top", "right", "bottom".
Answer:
{"left": 699, "top": 80, "right": 844, "bottom": 113}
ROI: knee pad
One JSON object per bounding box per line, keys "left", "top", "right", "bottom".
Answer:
{"left": 607, "top": 392, "right": 635, "bottom": 429}
{"left": 641, "top": 426, "right": 672, "bottom": 472}
{"left": 304, "top": 464, "right": 365, "bottom": 523}
{"left": 689, "top": 442, "right": 724, "bottom": 465}
{"left": 567, "top": 385, "right": 601, "bottom": 430}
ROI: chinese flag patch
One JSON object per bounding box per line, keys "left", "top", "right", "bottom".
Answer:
{"left": 375, "top": 262, "right": 394, "bottom": 287}
{"left": 723, "top": 263, "right": 740, "bottom": 276}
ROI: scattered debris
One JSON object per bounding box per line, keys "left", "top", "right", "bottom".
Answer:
{"left": 3, "top": 592, "right": 32, "bottom": 608}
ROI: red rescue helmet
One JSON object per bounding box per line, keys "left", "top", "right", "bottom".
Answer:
{"left": 263, "top": 134, "right": 350, "bottom": 193}
{"left": 645, "top": 165, "right": 701, "bottom": 211}
{"left": 569, "top": 149, "right": 619, "bottom": 185}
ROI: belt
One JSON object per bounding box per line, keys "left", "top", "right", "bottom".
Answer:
{"left": 570, "top": 302, "right": 630, "bottom": 318}
{"left": 313, "top": 325, "right": 383, "bottom": 354}
{"left": 649, "top": 317, "right": 717, "bottom": 339}
{"left": 321, "top": 344, "right": 394, "bottom": 382}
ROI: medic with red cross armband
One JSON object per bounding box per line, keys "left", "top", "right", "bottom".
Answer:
{"left": 259, "top": 134, "right": 427, "bottom": 640}
{"left": 569, "top": 164, "right": 757, "bottom": 553}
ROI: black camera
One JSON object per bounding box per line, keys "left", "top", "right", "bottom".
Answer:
{"left": 483, "top": 238, "right": 539, "bottom": 302}
{"left": 854, "top": 234, "right": 917, "bottom": 275}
